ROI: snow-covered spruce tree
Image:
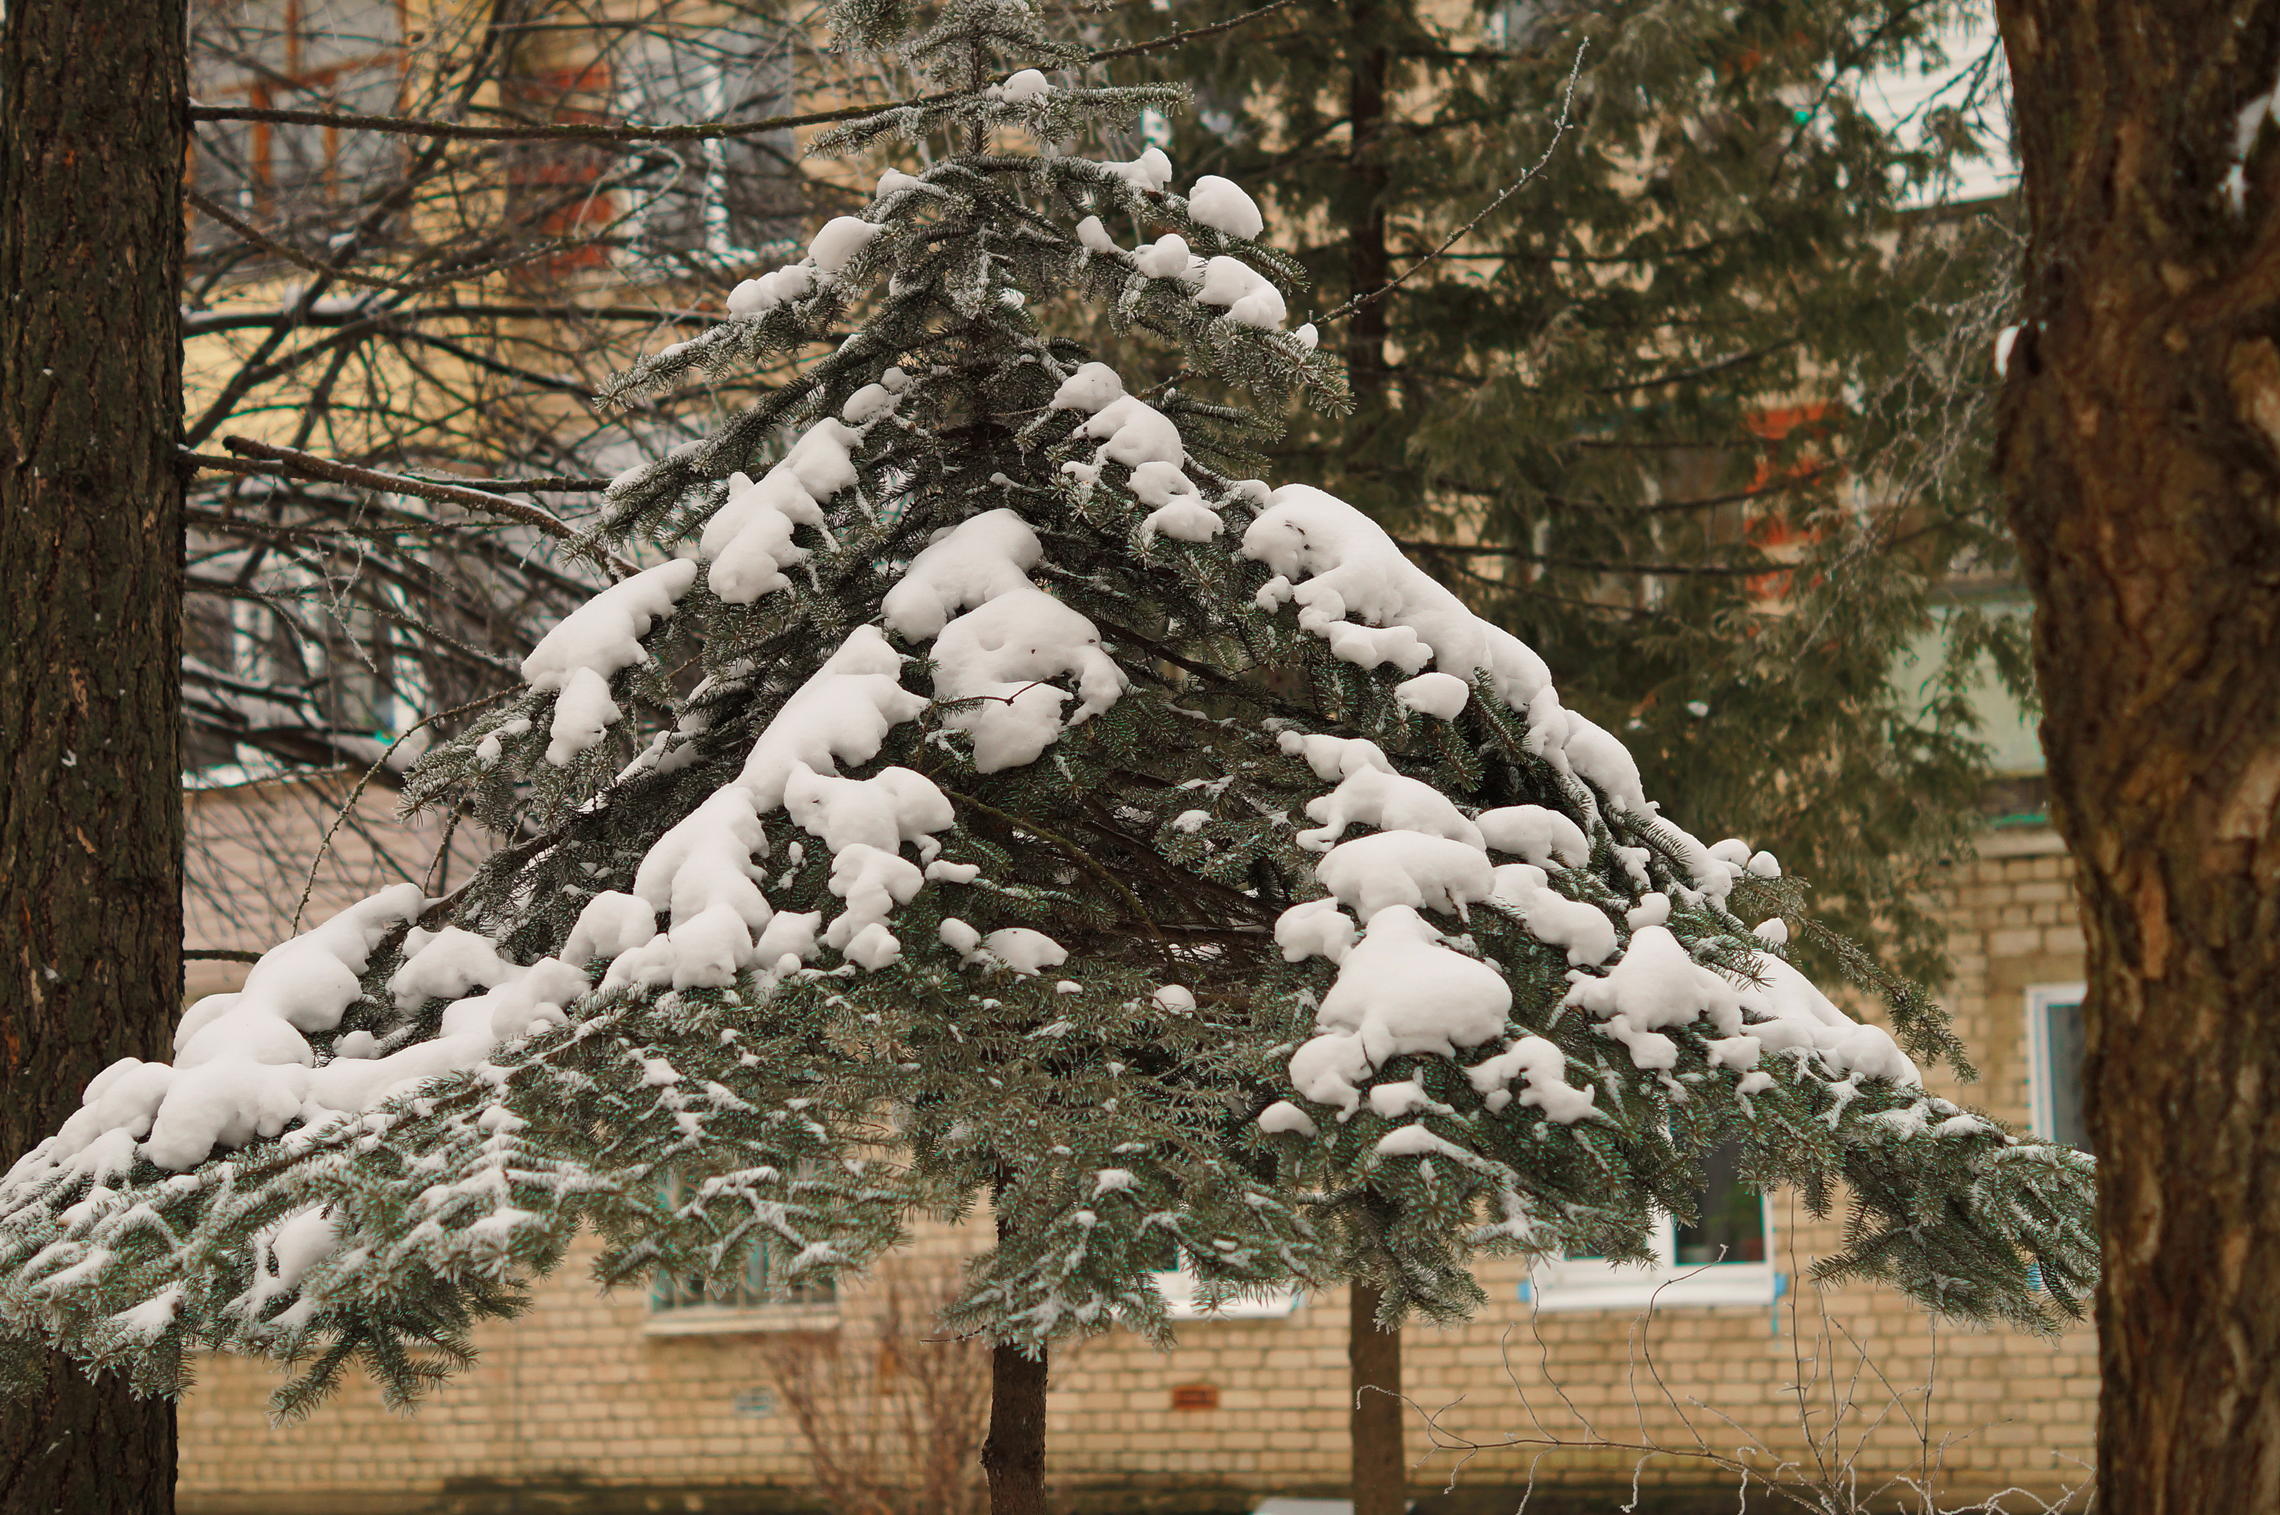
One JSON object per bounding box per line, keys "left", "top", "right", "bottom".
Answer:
{"left": 0, "top": 2, "right": 2091, "bottom": 1510}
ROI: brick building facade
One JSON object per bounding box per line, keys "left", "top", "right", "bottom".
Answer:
{"left": 177, "top": 818, "right": 2096, "bottom": 1515}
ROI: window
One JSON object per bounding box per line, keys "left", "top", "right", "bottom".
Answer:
{"left": 207, "top": 580, "right": 417, "bottom": 753}
{"left": 1145, "top": 1234, "right": 1303, "bottom": 1321}
{"left": 1153, "top": 1263, "right": 1304, "bottom": 1321}
{"left": 613, "top": 26, "right": 805, "bottom": 265}
{"left": 649, "top": 1244, "right": 837, "bottom": 1333}
{"left": 2026, "top": 983, "right": 2091, "bottom": 1154}
{"left": 1672, "top": 1140, "right": 1770, "bottom": 1266}
{"left": 190, "top": 0, "right": 407, "bottom": 253}
{"left": 1526, "top": 1140, "right": 1778, "bottom": 1311}
{"left": 1486, "top": 0, "right": 1548, "bottom": 47}
{"left": 646, "top": 1178, "right": 837, "bottom": 1333}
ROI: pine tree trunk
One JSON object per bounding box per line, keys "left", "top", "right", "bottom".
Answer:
{"left": 1993, "top": 3, "right": 2280, "bottom": 1509}
{"left": 1349, "top": 1283, "right": 1404, "bottom": 1515}
{"left": 1341, "top": 0, "right": 1394, "bottom": 422}
{"left": 0, "top": 0, "right": 185, "bottom": 1508}
{"left": 979, "top": 1341, "right": 1049, "bottom": 1515}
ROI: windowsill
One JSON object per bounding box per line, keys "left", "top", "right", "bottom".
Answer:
{"left": 1523, "top": 1262, "right": 1780, "bottom": 1313}
{"left": 1155, "top": 1275, "right": 1305, "bottom": 1321}
{"left": 1163, "top": 1294, "right": 1306, "bottom": 1321}
{"left": 643, "top": 1303, "right": 840, "bottom": 1336}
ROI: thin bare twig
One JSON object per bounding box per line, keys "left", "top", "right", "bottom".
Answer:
{"left": 195, "top": 440, "right": 635, "bottom": 578}
{"left": 291, "top": 689, "right": 516, "bottom": 933}
{"left": 1317, "top": 41, "right": 1589, "bottom": 329}
{"left": 1082, "top": 0, "right": 1302, "bottom": 64}
{"left": 186, "top": 188, "right": 598, "bottom": 295}
{"left": 183, "top": 303, "right": 718, "bottom": 337}
{"left": 1419, "top": 1272, "right": 2092, "bottom": 1515}
{"left": 184, "top": 0, "right": 1302, "bottom": 142}
{"left": 186, "top": 95, "right": 890, "bottom": 143}
{"left": 401, "top": 473, "right": 614, "bottom": 494}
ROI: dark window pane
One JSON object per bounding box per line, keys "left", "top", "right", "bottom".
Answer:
{"left": 719, "top": 46, "right": 803, "bottom": 251}
{"left": 189, "top": 0, "right": 404, "bottom": 258}
{"left": 1672, "top": 1140, "right": 1767, "bottom": 1265}
{"left": 2043, "top": 1000, "right": 2090, "bottom": 1153}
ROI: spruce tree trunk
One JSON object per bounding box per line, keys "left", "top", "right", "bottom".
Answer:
{"left": 0, "top": 0, "right": 185, "bottom": 1508}
{"left": 979, "top": 1341, "right": 1049, "bottom": 1515}
{"left": 1993, "top": 3, "right": 2280, "bottom": 1509}
{"left": 1348, "top": 1283, "right": 1405, "bottom": 1515}
{"left": 1341, "top": 0, "right": 1394, "bottom": 422}
{"left": 1339, "top": 8, "right": 1407, "bottom": 1501}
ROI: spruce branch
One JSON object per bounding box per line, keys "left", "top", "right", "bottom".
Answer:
{"left": 939, "top": 788, "right": 1165, "bottom": 941}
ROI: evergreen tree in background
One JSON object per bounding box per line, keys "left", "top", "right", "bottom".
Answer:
{"left": 0, "top": 4, "right": 2088, "bottom": 1513}
{"left": 1122, "top": 0, "right": 2027, "bottom": 991}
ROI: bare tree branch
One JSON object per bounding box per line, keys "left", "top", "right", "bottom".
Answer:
{"left": 1317, "top": 41, "right": 1587, "bottom": 329}
{"left": 193, "top": 440, "right": 634, "bottom": 576}
{"left": 182, "top": 0, "right": 1302, "bottom": 142}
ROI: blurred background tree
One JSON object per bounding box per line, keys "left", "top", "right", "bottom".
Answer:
{"left": 1112, "top": 0, "right": 2030, "bottom": 991}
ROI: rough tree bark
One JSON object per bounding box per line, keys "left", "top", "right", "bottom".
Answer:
{"left": 1349, "top": 1283, "right": 1405, "bottom": 1515}
{"left": 0, "top": 0, "right": 186, "bottom": 1509}
{"left": 1992, "top": 3, "right": 2280, "bottom": 1509}
{"left": 979, "top": 1341, "right": 1049, "bottom": 1515}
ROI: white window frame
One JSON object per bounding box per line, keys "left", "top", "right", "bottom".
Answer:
{"left": 1152, "top": 1260, "right": 1304, "bottom": 1321}
{"left": 2025, "top": 981, "right": 2088, "bottom": 1146}
{"left": 1526, "top": 1194, "right": 1779, "bottom": 1312}
{"left": 644, "top": 1260, "right": 840, "bottom": 1333}
{"left": 615, "top": 28, "right": 800, "bottom": 267}
{"left": 643, "top": 1297, "right": 839, "bottom": 1336}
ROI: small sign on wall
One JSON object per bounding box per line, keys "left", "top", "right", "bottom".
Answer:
{"left": 733, "top": 1386, "right": 776, "bottom": 1418}
{"left": 1170, "top": 1383, "right": 1219, "bottom": 1411}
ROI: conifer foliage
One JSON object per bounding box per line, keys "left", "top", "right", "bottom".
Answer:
{"left": 0, "top": 0, "right": 2089, "bottom": 1503}
{"left": 1123, "top": 0, "right": 2028, "bottom": 989}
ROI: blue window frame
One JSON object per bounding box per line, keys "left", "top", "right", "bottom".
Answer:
{"left": 2026, "top": 983, "right": 2091, "bottom": 1154}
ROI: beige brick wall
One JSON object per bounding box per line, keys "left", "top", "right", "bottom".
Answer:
{"left": 179, "top": 830, "right": 2096, "bottom": 1512}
